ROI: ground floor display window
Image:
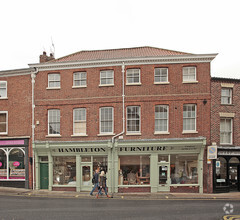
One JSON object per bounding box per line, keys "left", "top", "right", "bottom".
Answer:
{"left": 118, "top": 155, "right": 150, "bottom": 185}
{"left": 0, "top": 147, "right": 25, "bottom": 180}
{"left": 53, "top": 157, "right": 76, "bottom": 185}
{"left": 216, "top": 157, "right": 227, "bottom": 186}
{"left": 93, "top": 156, "right": 108, "bottom": 173}
{"left": 170, "top": 154, "right": 198, "bottom": 184}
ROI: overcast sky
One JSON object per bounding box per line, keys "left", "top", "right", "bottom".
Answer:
{"left": 1, "top": 0, "right": 239, "bottom": 79}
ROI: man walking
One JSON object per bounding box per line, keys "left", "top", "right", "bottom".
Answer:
{"left": 90, "top": 167, "right": 102, "bottom": 196}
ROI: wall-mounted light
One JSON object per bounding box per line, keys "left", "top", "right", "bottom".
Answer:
{"left": 203, "top": 99, "right": 207, "bottom": 105}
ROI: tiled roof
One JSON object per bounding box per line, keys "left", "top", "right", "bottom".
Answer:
{"left": 51, "top": 46, "right": 192, "bottom": 63}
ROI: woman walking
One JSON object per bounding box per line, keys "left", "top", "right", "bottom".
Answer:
{"left": 96, "top": 170, "right": 111, "bottom": 198}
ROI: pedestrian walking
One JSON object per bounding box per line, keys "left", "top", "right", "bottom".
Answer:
{"left": 90, "top": 167, "right": 102, "bottom": 196}
{"left": 96, "top": 170, "right": 111, "bottom": 198}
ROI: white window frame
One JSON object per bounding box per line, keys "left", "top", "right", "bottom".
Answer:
{"left": 0, "top": 111, "right": 8, "bottom": 135}
{"left": 99, "top": 107, "right": 114, "bottom": 135}
{"left": 47, "top": 73, "right": 61, "bottom": 89}
{"left": 100, "top": 70, "right": 114, "bottom": 86}
{"left": 155, "top": 105, "right": 169, "bottom": 134}
{"left": 73, "top": 72, "right": 87, "bottom": 88}
{"left": 0, "top": 81, "right": 7, "bottom": 99}
{"left": 220, "top": 118, "right": 233, "bottom": 145}
{"left": 183, "top": 104, "right": 197, "bottom": 132}
{"left": 126, "top": 69, "right": 141, "bottom": 85}
{"left": 73, "top": 108, "right": 87, "bottom": 136}
{"left": 154, "top": 68, "right": 169, "bottom": 84}
{"left": 126, "top": 106, "right": 141, "bottom": 134}
{"left": 221, "top": 88, "right": 232, "bottom": 105}
{"left": 48, "top": 109, "right": 60, "bottom": 136}
{"left": 183, "top": 67, "right": 197, "bottom": 83}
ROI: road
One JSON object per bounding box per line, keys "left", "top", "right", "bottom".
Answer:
{"left": 0, "top": 195, "right": 239, "bottom": 220}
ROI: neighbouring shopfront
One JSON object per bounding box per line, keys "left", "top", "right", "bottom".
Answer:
{"left": 213, "top": 146, "right": 240, "bottom": 193}
{"left": 0, "top": 138, "right": 30, "bottom": 188}
{"left": 34, "top": 137, "right": 206, "bottom": 193}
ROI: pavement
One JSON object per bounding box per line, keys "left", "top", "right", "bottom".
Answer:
{"left": 0, "top": 187, "right": 240, "bottom": 200}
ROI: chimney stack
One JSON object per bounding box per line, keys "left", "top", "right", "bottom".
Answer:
{"left": 39, "top": 51, "right": 55, "bottom": 63}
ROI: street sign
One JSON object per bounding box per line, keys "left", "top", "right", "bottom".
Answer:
{"left": 208, "top": 145, "right": 217, "bottom": 159}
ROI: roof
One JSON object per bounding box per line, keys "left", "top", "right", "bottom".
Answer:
{"left": 50, "top": 46, "right": 192, "bottom": 63}
{"left": 211, "top": 77, "right": 240, "bottom": 82}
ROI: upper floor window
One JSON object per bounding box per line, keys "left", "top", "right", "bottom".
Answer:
{"left": 221, "top": 88, "right": 232, "bottom": 104}
{"left": 100, "top": 107, "right": 113, "bottom": 134}
{"left": 48, "top": 73, "right": 60, "bottom": 88}
{"left": 100, "top": 70, "right": 114, "bottom": 86}
{"left": 154, "top": 68, "right": 168, "bottom": 83}
{"left": 0, "top": 112, "right": 7, "bottom": 135}
{"left": 183, "top": 104, "right": 196, "bottom": 132}
{"left": 48, "top": 109, "right": 60, "bottom": 135}
{"left": 127, "top": 106, "right": 141, "bottom": 133}
{"left": 73, "top": 72, "right": 87, "bottom": 87}
{"left": 220, "top": 118, "right": 232, "bottom": 144}
{"left": 0, "top": 81, "right": 7, "bottom": 98}
{"left": 73, "top": 108, "right": 86, "bottom": 135}
{"left": 126, "top": 69, "right": 140, "bottom": 84}
{"left": 155, "top": 105, "right": 169, "bottom": 133}
{"left": 183, "top": 67, "right": 196, "bottom": 82}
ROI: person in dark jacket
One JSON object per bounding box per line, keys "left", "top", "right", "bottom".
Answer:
{"left": 90, "top": 167, "right": 102, "bottom": 196}
{"left": 96, "top": 170, "right": 111, "bottom": 198}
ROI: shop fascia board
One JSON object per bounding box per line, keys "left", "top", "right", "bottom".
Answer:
{"left": 115, "top": 137, "right": 206, "bottom": 147}
{"left": 28, "top": 54, "right": 218, "bottom": 72}
{"left": 34, "top": 140, "right": 111, "bottom": 149}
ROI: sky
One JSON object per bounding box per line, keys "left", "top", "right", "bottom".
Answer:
{"left": 0, "top": 0, "right": 239, "bottom": 79}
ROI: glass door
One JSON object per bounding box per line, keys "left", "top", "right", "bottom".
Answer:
{"left": 80, "top": 164, "right": 92, "bottom": 191}
{"left": 158, "top": 164, "right": 170, "bottom": 191}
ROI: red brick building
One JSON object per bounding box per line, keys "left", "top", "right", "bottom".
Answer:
{"left": 211, "top": 77, "right": 240, "bottom": 192}
{"left": 29, "top": 47, "right": 217, "bottom": 193}
{"left": 0, "top": 68, "right": 34, "bottom": 188}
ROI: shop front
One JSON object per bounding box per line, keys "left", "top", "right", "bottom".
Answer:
{"left": 0, "top": 138, "right": 30, "bottom": 188}
{"left": 114, "top": 137, "right": 205, "bottom": 193}
{"left": 34, "top": 141, "right": 111, "bottom": 192}
{"left": 34, "top": 137, "right": 206, "bottom": 193}
{"left": 213, "top": 146, "right": 240, "bottom": 193}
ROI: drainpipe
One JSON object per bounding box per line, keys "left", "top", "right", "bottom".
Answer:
{"left": 31, "top": 68, "right": 38, "bottom": 190}
{"left": 111, "top": 62, "right": 125, "bottom": 196}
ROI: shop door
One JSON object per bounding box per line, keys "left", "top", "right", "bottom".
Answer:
{"left": 80, "top": 164, "right": 92, "bottom": 191}
{"left": 158, "top": 164, "right": 170, "bottom": 191}
{"left": 229, "top": 163, "right": 238, "bottom": 191}
{"left": 40, "top": 163, "right": 49, "bottom": 189}
{"left": 238, "top": 165, "right": 240, "bottom": 191}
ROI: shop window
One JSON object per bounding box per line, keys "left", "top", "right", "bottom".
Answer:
{"left": 0, "top": 149, "right": 7, "bottom": 179}
{"left": 170, "top": 154, "right": 198, "bottom": 184}
{"left": 9, "top": 149, "right": 25, "bottom": 179}
{"left": 53, "top": 157, "right": 76, "bottom": 185}
{"left": 216, "top": 157, "right": 227, "bottom": 186}
{"left": 118, "top": 156, "right": 150, "bottom": 185}
{"left": 158, "top": 155, "right": 169, "bottom": 162}
{"left": 93, "top": 156, "right": 108, "bottom": 173}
